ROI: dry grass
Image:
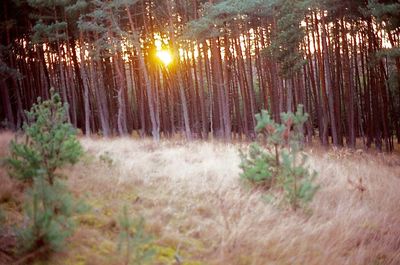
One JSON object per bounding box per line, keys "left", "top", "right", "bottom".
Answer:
{"left": 0, "top": 131, "right": 23, "bottom": 215}
{"left": 1, "top": 133, "right": 400, "bottom": 265}
{"left": 0, "top": 131, "right": 13, "bottom": 158}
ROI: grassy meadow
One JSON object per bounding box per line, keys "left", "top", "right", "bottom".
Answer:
{"left": 1, "top": 131, "right": 400, "bottom": 265}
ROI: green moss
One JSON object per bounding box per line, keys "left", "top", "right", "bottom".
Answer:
{"left": 64, "top": 254, "right": 87, "bottom": 265}
{"left": 96, "top": 240, "right": 115, "bottom": 255}
{"left": 153, "top": 244, "right": 205, "bottom": 265}
{"left": 157, "top": 245, "right": 176, "bottom": 257}
{"left": 102, "top": 207, "right": 114, "bottom": 217}
{"left": 154, "top": 245, "right": 177, "bottom": 264}
{"left": 77, "top": 214, "right": 105, "bottom": 228}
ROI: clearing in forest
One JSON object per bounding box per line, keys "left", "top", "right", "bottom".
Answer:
{"left": 1, "top": 133, "right": 400, "bottom": 265}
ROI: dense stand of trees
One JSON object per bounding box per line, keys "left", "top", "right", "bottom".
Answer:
{"left": 0, "top": 0, "right": 399, "bottom": 151}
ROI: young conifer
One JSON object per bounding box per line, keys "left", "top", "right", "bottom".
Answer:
{"left": 240, "top": 105, "right": 318, "bottom": 210}
{"left": 8, "top": 89, "right": 82, "bottom": 184}
{"left": 118, "top": 206, "right": 156, "bottom": 265}
{"left": 7, "top": 89, "right": 84, "bottom": 255}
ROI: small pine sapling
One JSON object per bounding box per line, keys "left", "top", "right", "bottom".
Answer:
{"left": 8, "top": 89, "right": 82, "bottom": 184}
{"left": 239, "top": 110, "right": 284, "bottom": 186}
{"left": 118, "top": 206, "right": 155, "bottom": 265}
{"left": 17, "top": 175, "right": 76, "bottom": 253}
{"left": 7, "top": 89, "right": 84, "bottom": 257}
{"left": 240, "top": 105, "right": 318, "bottom": 210}
{"left": 278, "top": 106, "right": 318, "bottom": 210}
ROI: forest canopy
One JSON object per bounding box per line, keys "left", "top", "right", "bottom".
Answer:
{"left": 0, "top": 0, "right": 399, "bottom": 151}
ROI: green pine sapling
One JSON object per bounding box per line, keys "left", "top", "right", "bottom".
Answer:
{"left": 118, "top": 205, "right": 155, "bottom": 265}
{"left": 17, "top": 176, "right": 76, "bottom": 253}
{"left": 8, "top": 89, "right": 82, "bottom": 184}
{"left": 239, "top": 105, "right": 318, "bottom": 210}
{"left": 7, "top": 89, "right": 84, "bottom": 255}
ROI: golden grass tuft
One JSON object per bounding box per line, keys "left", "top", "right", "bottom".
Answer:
{"left": 0, "top": 130, "right": 13, "bottom": 158}
{"left": 0, "top": 131, "right": 24, "bottom": 218}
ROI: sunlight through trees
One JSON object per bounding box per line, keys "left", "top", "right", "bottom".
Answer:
{"left": 0, "top": 0, "right": 399, "bottom": 151}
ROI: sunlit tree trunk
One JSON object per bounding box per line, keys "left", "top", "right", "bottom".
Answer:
{"left": 125, "top": 3, "right": 159, "bottom": 141}
{"left": 79, "top": 34, "right": 91, "bottom": 136}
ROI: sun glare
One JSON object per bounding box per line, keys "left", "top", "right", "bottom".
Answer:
{"left": 157, "top": 50, "right": 173, "bottom": 66}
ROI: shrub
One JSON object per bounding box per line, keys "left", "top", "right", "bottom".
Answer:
{"left": 99, "top": 151, "right": 114, "bottom": 167}
{"left": 240, "top": 105, "right": 318, "bottom": 210}
{"left": 8, "top": 89, "right": 82, "bottom": 184}
{"left": 118, "top": 206, "right": 155, "bottom": 265}
{"left": 7, "top": 89, "right": 84, "bottom": 255}
{"left": 16, "top": 176, "right": 75, "bottom": 253}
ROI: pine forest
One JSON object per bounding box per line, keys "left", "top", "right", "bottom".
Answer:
{"left": 1, "top": 1, "right": 400, "bottom": 265}
{"left": 1, "top": 0, "right": 399, "bottom": 151}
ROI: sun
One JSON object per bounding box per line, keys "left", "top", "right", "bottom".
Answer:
{"left": 156, "top": 50, "right": 172, "bottom": 66}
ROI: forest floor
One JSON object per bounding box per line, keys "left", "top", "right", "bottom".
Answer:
{"left": 1, "top": 131, "right": 400, "bottom": 265}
